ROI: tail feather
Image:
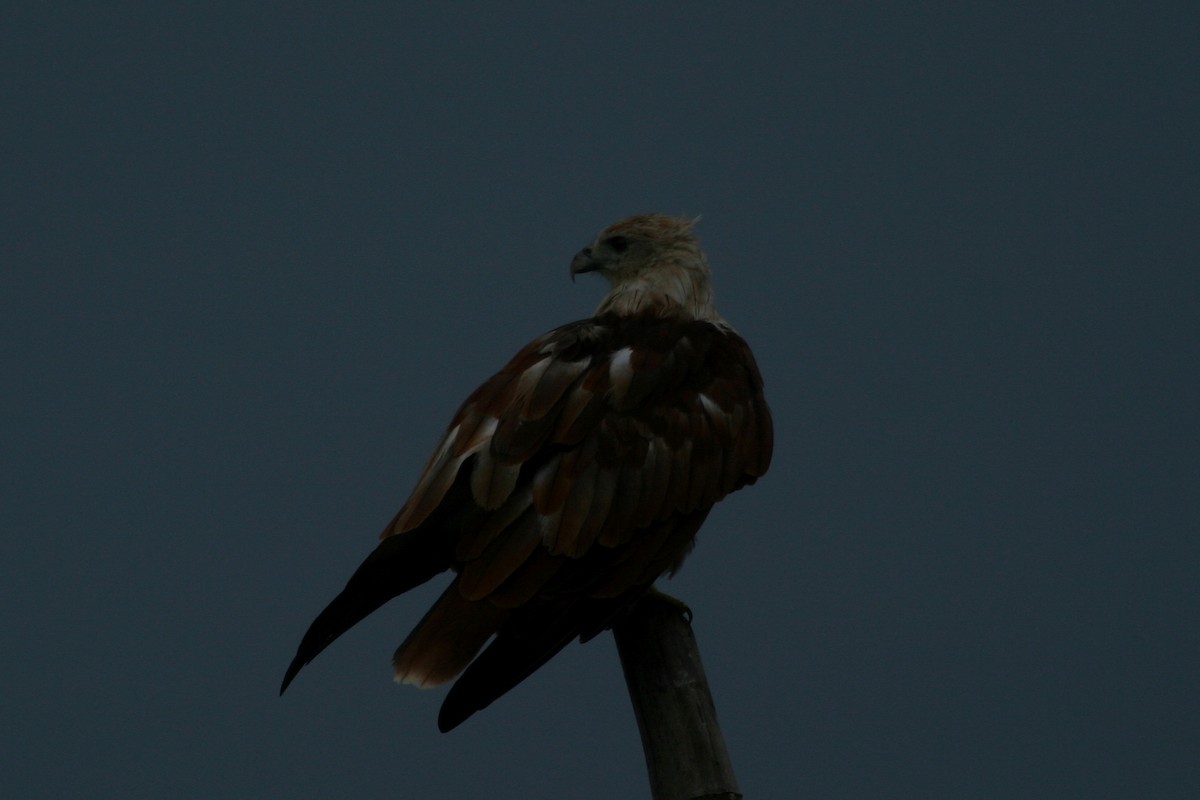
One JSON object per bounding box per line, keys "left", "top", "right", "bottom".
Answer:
{"left": 393, "top": 582, "right": 508, "bottom": 687}
{"left": 436, "top": 593, "right": 633, "bottom": 732}
{"left": 280, "top": 528, "right": 454, "bottom": 695}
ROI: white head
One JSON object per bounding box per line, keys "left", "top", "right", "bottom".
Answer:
{"left": 570, "top": 214, "right": 721, "bottom": 322}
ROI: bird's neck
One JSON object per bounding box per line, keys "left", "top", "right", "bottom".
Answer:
{"left": 594, "top": 257, "right": 722, "bottom": 323}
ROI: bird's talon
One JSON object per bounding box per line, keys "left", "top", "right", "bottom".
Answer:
{"left": 646, "top": 586, "right": 694, "bottom": 622}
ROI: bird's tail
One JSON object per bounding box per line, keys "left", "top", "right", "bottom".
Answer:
{"left": 435, "top": 594, "right": 628, "bottom": 732}
{"left": 392, "top": 582, "right": 508, "bottom": 688}
{"left": 280, "top": 528, "right": 454, "bottom": 694}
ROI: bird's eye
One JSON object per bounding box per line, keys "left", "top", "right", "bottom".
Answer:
{"left": 605, "top": 235, "right": 630, "bottom": 254}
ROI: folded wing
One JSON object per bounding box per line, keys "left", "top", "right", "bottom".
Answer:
{"left": 281, "top": 312, "right": 772, "bottom": 730}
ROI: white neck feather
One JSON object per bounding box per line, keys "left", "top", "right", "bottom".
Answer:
{"left": 594, "top": 255, "right": 722, "bottom": 323}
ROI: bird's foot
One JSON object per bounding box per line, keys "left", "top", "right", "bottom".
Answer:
{"left": 644, "top": 585, "right": 693, "bottom": 623}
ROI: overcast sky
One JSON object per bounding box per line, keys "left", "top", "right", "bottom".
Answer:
{"left": 3, "top": 3, "right": 1197, "bottom": 798}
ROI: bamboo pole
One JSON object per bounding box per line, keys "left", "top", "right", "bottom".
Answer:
{"left": 613, "top": 592, "right": 742, "bottom": 800}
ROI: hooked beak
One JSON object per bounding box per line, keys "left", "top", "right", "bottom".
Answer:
{"left": 569, "top": 247, "right": 603, "bottom": 282}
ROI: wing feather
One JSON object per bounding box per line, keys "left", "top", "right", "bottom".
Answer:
{"left": 458, "top": 508, "right": 541, "bottom": 601}
{"left": 573, "top": 461, "right": 617, "bottom": 554}
{"left": 469, "top": 447, "right": 521, "bottom": 510}
{"left": 554, "top": 384, "right": 604, "bottom": 443}
{"left": 452, "top": 410, "right": 497, "bottom": 457}
{"left": 486, "top": 549, "right": 565, "bottom": 608}
{"left": 638, "top": 437, "right": 672, "bottom": 522}
{"left": 601, "top": 461, "right": 642, "bottom": 547}
{"left": 456, "top": 486, "right": 532, "bottom": 561}
{"left": 554, "top": 457, "right": 597, "bottom": 557}
{"left": 389, "top": 426, "right": 466, "bottom": 534}
{"left": 531, "top": 454, "right": 563, "bottom": 514}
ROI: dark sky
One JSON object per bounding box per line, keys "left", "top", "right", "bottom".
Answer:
{"left": 3, "top": 4, "right": 1197, "bottom": 798}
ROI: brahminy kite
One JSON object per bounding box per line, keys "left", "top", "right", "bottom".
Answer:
{"left": 280, "top": 213, "right": 772, "bottom": 731}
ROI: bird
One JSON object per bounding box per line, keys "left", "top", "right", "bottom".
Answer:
{"left": 280, "top": 213, "right": 772, "bottom": 732}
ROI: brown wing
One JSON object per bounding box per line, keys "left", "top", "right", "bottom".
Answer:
{"left": 280, "top": 312, "right": 772, "bottom": 729}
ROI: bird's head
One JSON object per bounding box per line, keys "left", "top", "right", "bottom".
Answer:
{"left": 570, "top": 213, "right": 720, "bottom": 321}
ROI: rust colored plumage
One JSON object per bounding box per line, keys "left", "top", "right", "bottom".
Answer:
{"left": 280, "top": 213, "right": 772, "bottom": 731}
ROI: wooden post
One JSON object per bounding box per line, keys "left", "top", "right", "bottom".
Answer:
{"left": 612, "top": 592, "right": 742, "bottom": 800}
